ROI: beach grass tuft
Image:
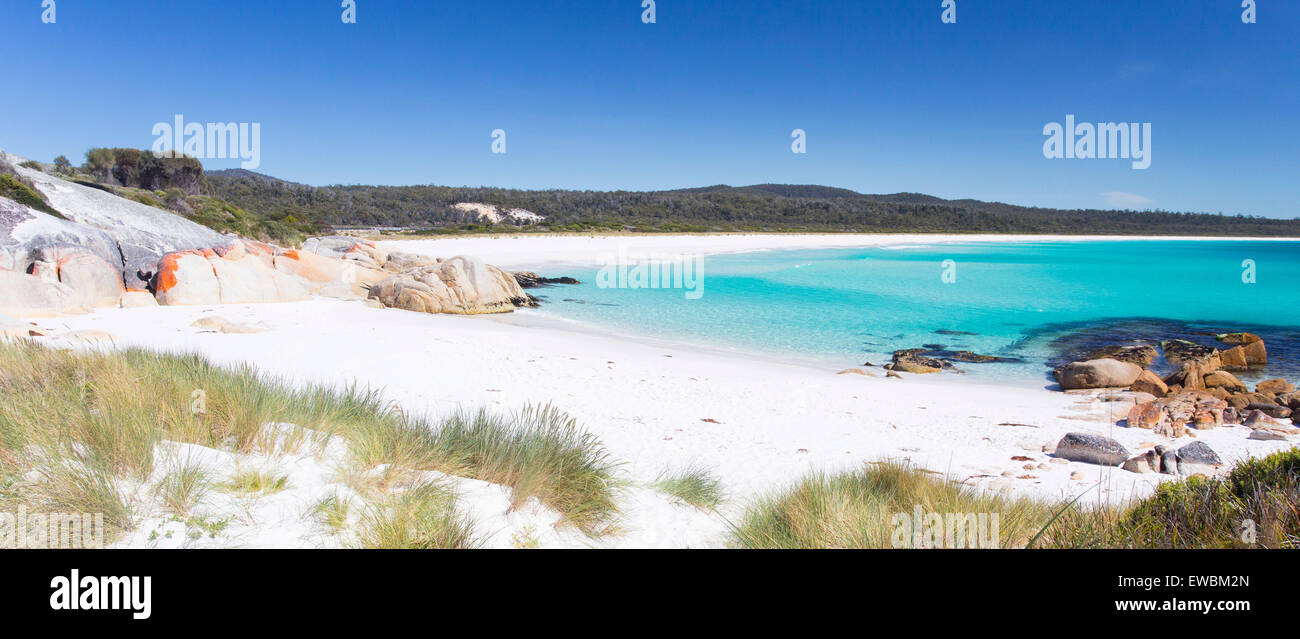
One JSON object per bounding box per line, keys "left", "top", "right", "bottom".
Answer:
{"left": 154, "top": 458, "right": 212, "bottom": 516}
{"left": 419, "top": 405, "right": 622, "bottom": 533}
{"left": 221, "top": 469, "right": 290, "bottom": 496}
{"left": 354, "top": 479, "right": 478, "bottom": 549}
{"left": 654, "top": 464, "right": 724, "bottom": 510}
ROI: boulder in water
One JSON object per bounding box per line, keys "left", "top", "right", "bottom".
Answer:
{"left": 1215, "top": 332, "right": 1261, "bottom": 346}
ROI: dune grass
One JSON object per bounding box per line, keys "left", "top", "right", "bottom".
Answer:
{"left": 421, "top": 406, "right": 622, "bottom": 533}
{"left": 222, "top": 470, "right": 290, "bottom": 496}
{"left": 0, "top": 341, "right": 621, "bottom": 544}
{"left": 729, "top": 461, "right": 1060, "bottom": 549}
{"left": 731, "top": 453, "right": 1300, "bottom": 549}
{"left": 355, "top": 479, "right": 478, "bottom": 549}
{"left": 654, "top": 464, "right": 724, "bottom": 510}
{"left": 154, "top": 459, "right": 212, "bottom": 516}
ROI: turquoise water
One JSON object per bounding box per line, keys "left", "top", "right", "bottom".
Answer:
{"left": 528, "top": 241, "right": 1300, "bottom": 387}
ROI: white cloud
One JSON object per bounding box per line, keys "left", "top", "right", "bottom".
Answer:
{"left": 1101, "top": 191, "right": 1155, "bottom": 208}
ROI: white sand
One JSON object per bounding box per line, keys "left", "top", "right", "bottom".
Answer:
{"left": 35, "top": 233, "right": 1300, "bottom": 548}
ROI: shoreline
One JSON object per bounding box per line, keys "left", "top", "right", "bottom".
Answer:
{"left": 384, "top": 232, "right": 1300, "bottom": 270}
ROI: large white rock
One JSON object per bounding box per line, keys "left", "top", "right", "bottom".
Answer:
{"left": 55, "top": 253, "right": 125, "bottom": 307}
{"left": 367, "top": 255, "right": 533, "bottom": 315}
{"left": 0, "top": 270, "right": 87, "bottom": 317}
{"left": 154, "top": 251, "right": 222, "bottom": 305}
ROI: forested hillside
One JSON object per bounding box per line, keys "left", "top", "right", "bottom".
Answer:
{"left": 207, "top": 169, "right": 1300, "bottom": 236}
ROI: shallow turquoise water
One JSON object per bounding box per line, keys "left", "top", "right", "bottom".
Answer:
{"left": 528, "top": 240, "right": 1300, "bottom": 386}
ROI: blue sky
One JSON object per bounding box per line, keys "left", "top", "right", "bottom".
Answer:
{"left": 2, "top": 0, "right": 1296, "bottom": 217}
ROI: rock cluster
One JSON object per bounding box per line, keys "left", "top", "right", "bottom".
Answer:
{"left": 1, "top": 157, "right": 538, "bottom": 318}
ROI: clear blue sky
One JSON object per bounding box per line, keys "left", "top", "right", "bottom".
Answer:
{"left": 2, "top": 0, "right": 1296, "bottom": 217}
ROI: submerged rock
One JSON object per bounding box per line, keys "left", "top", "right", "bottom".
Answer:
{"left": 1160, "top": 339, "right": 1219, "bottom": 366}
{"left": 513, "top": 271, "right": 581, "bottom": 288}
{"left": 1087, "top": 344, "right": 1158, "bottom": 366}
{"left": 1215, "top": 332, "right": 1262, "bottom": 346}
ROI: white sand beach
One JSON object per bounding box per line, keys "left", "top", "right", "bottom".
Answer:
{"left": 36, "top": 234, "right": 1298, "bottom": 549}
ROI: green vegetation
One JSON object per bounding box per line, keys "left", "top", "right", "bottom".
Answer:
{"left": 0, "top": 174, "right": 65, "bottom": 219}
{"left": 0, "top": 341, "right": 621, "bottom": 545}
{"left": 654, "top": 464, "right": 724, "bottom": 510}
{"left": 730, "top": 454, "right": 1300, "bottom": 549}
{"left": 65, "top": 148, "right": 320, "bottom": 245}
{"left": 425, "top": 406, "right": 622, "bottom": 533}
{"left": 0, "top": 156, "right": 67, "bottom": 219}
{"left": 354, "top": 478, "right": 478, "bottom": 549}
{"left": 222, "top": 469, "right": 290, "bottom": 496}
{"left": 154, "top": 458, "right": 213, "bottom": 516}
{"left": 207, "top": 171, "right": 1300, "bottom": 236}
{"left": 1059, "top": 450, "right": 1300, "bottom": 549}
{"left": 729, "top": 461, "right": 1058, "bottom": 549}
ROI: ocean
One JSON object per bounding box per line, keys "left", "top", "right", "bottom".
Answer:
{"left": 526, "top": 240, "right": 1300, "bottom": 387}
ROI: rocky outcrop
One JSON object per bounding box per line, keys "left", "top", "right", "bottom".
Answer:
{"left": 1055, "top": 359, "right": 1143, "bottom": 390}
{"left": 1126, "top": 392, "right": 1228, "bottom": 437}
{"left": 5, "top": 152, "right": 228, "bottom": 290}
{"left": 1054, "top": 432, "right": 1131, "bottom": 467}
{"left": 1220, "top": 340, "right": 1267, "bottom": 370}
{"left": 367, "top": 256, "right": 535, "bottom": 315}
